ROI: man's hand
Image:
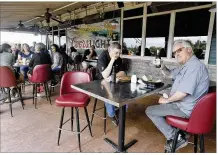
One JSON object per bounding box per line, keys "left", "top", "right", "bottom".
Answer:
{"left": 109, "top": 51, "right": 119, "bottom": 61}
{"left": 158, "top": 96, "right": 169, "bottom": 104}
{"left": 116, "top": 71, "right": 126, "bottom": 79}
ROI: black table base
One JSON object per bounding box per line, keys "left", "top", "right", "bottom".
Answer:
{"left": 104, "top": 105, "right": 137, "bottom": 152}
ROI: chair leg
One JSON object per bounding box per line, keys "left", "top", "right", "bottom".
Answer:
{"left": 199, "top": 134, "right": 205, "bottom": 153}
{"left": 7, "top": 88, "right": 13, "bottom": 117}
{"left": 34, "top": 84, "right": 37, "bottom": 109}
{"left": 90, "top": 98, "right": 97, "bottom": 125}
{"left": 171, "top": 128, "right": 180, "bottom": 153}
{"left": 75, "top": 107, "right": 81, "bottom": 152}
{"left": 84, "top": 107, "right": 93, "bottom": 137}
{"left": 32, "top": 84, "right": 35, "bottom": 104}
{"left": 194, "top": 134, "right": 198, "bottom": 153}
{"left": 17, "top": 86, "right": 24, "bottom": 109}
{"left": 45, "top": 82, "right": 52, "bottom": 105}
{"left": 57, "top": 107, "right": 65, "bottom": 146}
{"left": 44, "top": 82, "right": 48, "bottom": 101}
{"left": 71, "top": 107, "right": 74, "bottom": 131}
{"left": 104, "top": 104, "right": 107, "bottom": 135}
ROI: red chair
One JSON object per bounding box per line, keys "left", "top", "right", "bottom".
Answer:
{"left": 0, "top": 66, "right": 24, "bottom": 117}
{"left": 28, "top": 64, "right": 52, "bottom": 109}
{"left": 55, "top": 71, "right": 93, "bottom": 152}
{"left": 165, "top": 92, "right": 216, "bottom": 153}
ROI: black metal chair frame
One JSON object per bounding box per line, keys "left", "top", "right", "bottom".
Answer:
{"left": 57, "top": 107, "right": 93, "bottom": 152}
{"left": 164, "top": 129, "right": 205, "bottom": 153}
{"left": 2, "top": 86, "right": 24, "bottom": 117}
{"left": 32, "top": 82, "right": 52, "bottom": 109}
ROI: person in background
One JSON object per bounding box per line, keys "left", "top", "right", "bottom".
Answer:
{"left": 30, "top": 41, "right": 36, "bottom": 53}
{"left": 70, "top": 46, "right": 78, "bottom": 60}
{"left": 82, "top": 45, "right": 97, "bottom": 61}
{"left": 11, "top": 44, "right": 20, "bottom": 60}
{"left": 50, "top": 44, "right": 63, "bottom": 73}
{"left": 28, "top": 43, "right": 52, "bottom": 75}
{"left": 82, "top": 45, "right": 97, "bottom": 70}
{"left": 0, "top": 43, "right": 24, "bottom": 98}
{"left": 95, "top": 42, "right": 126, "bottom": 126}
{"left": 17, "top": 43, "right": 33, "bottom": 80}
{"left": 146, "top": 40, "right": 209, "bottom": 151}
{"left": 16, "top": 43, "right": 21, "bottom": 52}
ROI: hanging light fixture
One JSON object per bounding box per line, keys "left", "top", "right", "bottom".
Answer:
{"left": 109, "top": 2, "right": 119, "bottom": 26}
{"left": 71, "top": 10, "right": 79, "bottom": 31}
{"left": 209, "top": 4, "right": 216, "bottom": 12}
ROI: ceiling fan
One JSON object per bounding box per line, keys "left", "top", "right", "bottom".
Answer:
{"left": 36, "top": 8, "right": 64, "bottom": 27}
{"left": 0, "top": 21, "right": 32, "bottom": 31}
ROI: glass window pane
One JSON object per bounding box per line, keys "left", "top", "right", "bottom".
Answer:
{"left": 145, "top": 14, "right": 170, "bottom": 57}
{"left": 174, "top": 8, "right": 210, "bottom": 59}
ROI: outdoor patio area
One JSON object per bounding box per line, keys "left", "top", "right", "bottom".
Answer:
{"left": 0, "top": 85, "right": 216, "bottom": 153}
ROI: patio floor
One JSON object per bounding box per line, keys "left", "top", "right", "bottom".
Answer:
{"left": 0, "top": 85, "right": 216, "bottom": 153}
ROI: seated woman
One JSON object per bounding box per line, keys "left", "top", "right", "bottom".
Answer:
{"left": 17, "top": 43, "right": 33, "bottom": 80}
{"left": 0, "top": 43, "right": 24, "bottom": 98}
{"left": 82, "top": 45, "right": 97, "bottom": 71}
{"left": 50, "top": 44, "right": 63, "bottom": 73}
{"left": 28, "top": 43, "right": 52, "bottom": 75}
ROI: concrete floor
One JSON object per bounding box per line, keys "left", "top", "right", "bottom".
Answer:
{"left": 0, "top": 85, "right": 216, "bottom": 153}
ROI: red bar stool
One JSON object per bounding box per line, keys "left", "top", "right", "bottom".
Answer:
{"left": 0, "top": 66, "right": 24, "bottom": 117}
{"left": 55, "top": 71, "right": 92, "bottom": 152}
{"left": 165, "top": 92, "right": 216, "bottom": 153}
{"left": 28, "top": 64, "right": 52, "bottom": 109}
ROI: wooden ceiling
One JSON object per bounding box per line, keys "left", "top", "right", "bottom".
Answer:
{"left": 0, "top": 2, "right": 97, "bottom": 29}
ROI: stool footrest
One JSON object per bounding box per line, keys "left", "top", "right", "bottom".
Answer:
{"left": 92, "top": 112, "right": 106, "bottom": 119}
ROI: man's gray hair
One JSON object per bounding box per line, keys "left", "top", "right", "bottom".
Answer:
{"left": 173, "top": 40, "right": 193, "bottom": 51}
{"left": 108, "top": 42, "right": 121, "bottom": 52}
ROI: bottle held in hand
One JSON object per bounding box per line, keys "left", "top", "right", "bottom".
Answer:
{"left": 154, "top": 49, "right": 161, "bottom": 68}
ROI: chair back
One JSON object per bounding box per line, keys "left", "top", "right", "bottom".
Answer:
{"left": 60, "top": 71, "right": 91, "bottom": 95}
{"left": 187, "top": 92, "right": 216, "bottom": 134}
{"left": 0, "top": 66, "right": 17, "bottom": 87}
{"left": 30, "top": 64, "right": 52, "bottom": 83}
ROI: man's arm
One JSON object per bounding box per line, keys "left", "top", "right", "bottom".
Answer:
{"left": 101, "top": 59, "right": 115, "bottom": 79}
{"left": 159, "top": 91, "right": 188, "bottom": 104}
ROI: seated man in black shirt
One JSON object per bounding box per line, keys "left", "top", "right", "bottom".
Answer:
{"left": 95, "top": 42, "right": 126, "bottom": 125}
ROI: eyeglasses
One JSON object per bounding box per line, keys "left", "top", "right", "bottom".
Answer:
{"left": 172, "top": 47, "right": 185, "bottom": 56}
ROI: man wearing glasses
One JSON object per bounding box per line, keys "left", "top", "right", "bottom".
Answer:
{"left": 146, "top": 40, "right": 209, "bottom": 151}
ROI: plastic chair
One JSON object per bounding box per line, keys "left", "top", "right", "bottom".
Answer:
{"left": 0, "top": 66, "right": 24, "bottom": 117}
{"left": 28, "top": 64, "right": 52, "bottom": 109}
{"left": 55, "top": 71, "right": 93, "bottom": 152}
{"left": 165, "top": 92, "right": 216, "bottom": 153}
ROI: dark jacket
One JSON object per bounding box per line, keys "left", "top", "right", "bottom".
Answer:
{"left": 28, "top": 52, "right": 52, "bottom": 74}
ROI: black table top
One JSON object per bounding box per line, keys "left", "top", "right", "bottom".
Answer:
{"left": 71, "top": 80, "right": 171, "bottom": 107}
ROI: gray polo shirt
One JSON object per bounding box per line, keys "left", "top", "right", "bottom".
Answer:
{"left": 170, "top": 55, "right": 209, "bottom": 117}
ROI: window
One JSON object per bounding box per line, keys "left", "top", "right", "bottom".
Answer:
{"left": 209, "top": 15, "right": 216, "bottom": 65}
{"left": 174, "top": 9, "right": 210, "bottom": 59}
{"left": 145, "top": 14, "right": 170, "bottom": 57}
{"left": 123, "top": 18, "right": 142, "bottom": 55}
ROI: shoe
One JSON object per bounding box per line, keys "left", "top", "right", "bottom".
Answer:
{"left": 37, "top": 93, "right": 43, "bottom": 97}
{"left": 165, "top": 134, "right": 188, "bottom": 151}
{"left": 4, "top": 98, "right": 9, "bottom": 103}
{"left": 110, "top": 116, "right": 118, "bottom": 126}
{"left": 50, "top": 81, "right": 59, "bottom": 87}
